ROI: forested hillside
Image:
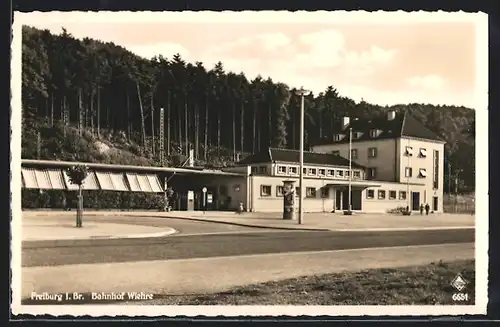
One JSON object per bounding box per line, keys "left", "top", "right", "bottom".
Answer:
{"left": 21, "top": 25, "right": 476, "bottom": 192}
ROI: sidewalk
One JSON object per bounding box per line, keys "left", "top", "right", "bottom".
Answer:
{"left": 160, "top": 211, "right": 475, "bottom": 232}
{"left": 21, "top": 243, "right": 474, "bottom": 299}
{"left": 23, "top": 210, "right": 475, "bottom": 232}
{"left": 22, "top": 219, "right": 177, "bottom": 241}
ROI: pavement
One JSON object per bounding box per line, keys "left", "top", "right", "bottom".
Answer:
{"left": 23, "top": 210, "right": 475, "bottom": 232}
{"left": 20, "top": 243, "right": 474, "bottom": 299}
{"left": 22, "top": 218, "right": 177, "bottom": 241}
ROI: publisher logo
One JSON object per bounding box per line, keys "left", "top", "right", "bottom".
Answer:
{"left": 451, "top": 274, "right": 468, "bottom": 292}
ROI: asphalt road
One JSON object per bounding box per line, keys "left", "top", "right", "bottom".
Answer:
{"left": 22, "top": 228, "right": 474, "bottom": 268}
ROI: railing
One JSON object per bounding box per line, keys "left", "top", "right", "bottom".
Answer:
{"left": 443, "top": 194, "right": 475, "bottom": 214}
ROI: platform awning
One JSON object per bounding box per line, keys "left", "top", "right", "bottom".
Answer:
{"left": 21, "top": 168, "right": 66, "bottom": 189}
{"left": 95, "top": 172, "right": 130, "bottom": 192}
{"left": 110, "top": 173, "right": 129, "bottom": 191}
{"left": 21, "top": 168, "right": 38, "bottom": 189}
{"left": 126, "top": 173, "right": 163, "bottom": 193}
{"left": 47, "top": 169, "right": 66, "bottom": 189}
{"left": 63, "top": 170, "right": 100, "bottom": 190}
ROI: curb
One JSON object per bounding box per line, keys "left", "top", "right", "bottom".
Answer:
{"left": 125, "top": 214, "right": 330, "bottom": 232}
{"left": 129, "top": 215, "right": 474, "bottom": 233}
{"left": 22, "top": 228, "right": 177, "bottom": 242}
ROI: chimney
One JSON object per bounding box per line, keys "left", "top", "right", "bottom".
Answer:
{"left": 387, "top": 110, "right": 396, "bottom": 121}
{"left": 341, "top": 116, "right": 350, "bottom": 129}
{"left": 188, "top": 148, "right": 194, "bottom": 167}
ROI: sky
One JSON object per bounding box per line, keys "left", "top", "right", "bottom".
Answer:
{"left": 18, "top": 11, "right": 485, "bottom": 109}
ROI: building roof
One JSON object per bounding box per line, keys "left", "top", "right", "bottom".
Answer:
{"left": 237, "top": 148, "right": 366, "bottom": 169}
{"left": 21, "top": 159, "right": 246, "bottom": 177}
{"left": 311, "top": 111, "right": 445, "bottom": 146}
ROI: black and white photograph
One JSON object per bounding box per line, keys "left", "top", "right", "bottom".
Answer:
{"left": 11, "top": 10, "right": 488, "bottom": 316}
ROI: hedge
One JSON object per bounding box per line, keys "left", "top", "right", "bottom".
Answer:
{"left": 22, "top": 189, "right": 166, "bottom": 210}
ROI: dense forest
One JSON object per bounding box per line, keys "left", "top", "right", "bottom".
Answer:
{"left": 21, "top": 25, "right": 476, "bottom": 192}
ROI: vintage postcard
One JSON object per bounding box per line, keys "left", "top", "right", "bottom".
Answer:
{"left": 11, "top": 10, "right": 488, "bottom": 317}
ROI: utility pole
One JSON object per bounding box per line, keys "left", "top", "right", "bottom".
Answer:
{"left": 159, "top": 107, "right": 165, "bottom": 166}
{"left": 295, "top": 87, "right": 308, "bottom": 225}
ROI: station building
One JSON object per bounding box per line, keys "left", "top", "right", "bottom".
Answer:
{"left": 20, "top": 110, "right": 445, "bottom": 214}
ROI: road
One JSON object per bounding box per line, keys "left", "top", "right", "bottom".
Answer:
{"left": 23, "top": 228, "right": 474, "bottom": 268}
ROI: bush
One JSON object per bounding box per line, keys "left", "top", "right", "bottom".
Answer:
{"left": 22, "top": 189, "right": 165, "bottom": 210}
{"left": 387, "top": 206, "right": 408, "bottom": 214}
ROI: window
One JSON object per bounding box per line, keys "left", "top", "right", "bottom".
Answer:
{"left": 336, "top": 170, "right": 344, "bottom": 177}
{"left": 261, "top": 185, "right": 272, "bottom": 197}
{"left": 353, "top": 171, "right": 361, "bottom": 178}
{"left": 405, "top": 167, "right": 413, "bottom": 177}
{"left": 389, "top": 191, "right": 397, "bottom": 200}
{"left": 278, "top": 166, "right": 287, "bottom": 174}
{"left": 333, "top": 134, "right": 344, "bottom": 141}
{"left": 327, "top": 169, "right": 335, "bottom": 176}
{"left": 321, "top": 187, "right": 329, "bottom": 198}
{"left": 405, "top": 146, "right": 413, "bottom": 156}
{"left": 295, "top": 187, "right": 301, "bottom": 197}
{"left": 318, "top": 169, "right": 326, "bottom": 176}
{"left": 351, "top": 149, "right": 358, "bottom": 159}
{"left": 378, "top": 190, "right": 386, "bottom": 199}
{"left": 399, "top": 191, "right": 407, "bottom": 200}
{"left": 353, "top": 132, "right": 363, "bottom": 139}
{"left": 306, "top": 187, "right": 317, "bottom": 198}
{"left": 366, "top": 190, "right": 375, "bottom": 199}
{"left": 308, "top": 168, "right": 317, "bottom": 175}
{"left": 368, "top": 168, "right": 377, "bottom": 179}
{"left": 419, "top": 148, "right": 427, "bottom": 158}
{"left": 345, "top": 170, "right": 350, "bottom": 177}
{"left": 370, "top": 129, "right": 380, "bottom": 138}
{"left": 433, "top": 150, "right": 439, "bottom": 189}
{"left": 368, "top": 147, "right": 377, "bottom": 158}
{"left": 332, "top": 150, "right": 340, "bottom": 156}
{"left": 276, "top": 185, "right": 284, "bottom": 197}
{"left": 259, "top": 166, "right": 267, "bottom": 173}
{"left": 303, "top": 168, "right": 307, "bottom": 174}
{"left": 251, "top": 166, "right": 258, "bottom": 173}
{"left": 289, "top": 166, "right": 298, "bottom": 174}
{"left": 418, "top": 169, "right": 427, "bottom": 178}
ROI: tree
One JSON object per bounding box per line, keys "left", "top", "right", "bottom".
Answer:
{"left": 21, "top": 25, "right": 477, "bottom": 192}
{"left": 66, "top": 165, "right": 89, "bottom": 227}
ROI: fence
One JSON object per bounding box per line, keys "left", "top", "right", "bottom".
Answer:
{"left": 443, "top": 194, "right": 475, "bottom": 214}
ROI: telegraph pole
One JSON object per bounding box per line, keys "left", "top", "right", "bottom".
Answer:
{"left": 159, "top": 107, "right": 165, "bottom": 166}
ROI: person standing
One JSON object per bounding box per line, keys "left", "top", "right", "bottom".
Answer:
{"left": 425, "top": 203, "right": 430, "bottom": 215}
{"left": 420, "top": 203, "right": 424, "bottom": 215}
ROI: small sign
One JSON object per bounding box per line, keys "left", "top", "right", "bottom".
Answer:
{"left": 207, "top": 194, "right": 213, "bottom": 204}
{"left": 202, "top": 187, "right": 207, "bottom": 193}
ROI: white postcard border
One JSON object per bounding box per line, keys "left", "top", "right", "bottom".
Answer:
{"left": 11, "top": 10, "right": 489, "bottom": 317}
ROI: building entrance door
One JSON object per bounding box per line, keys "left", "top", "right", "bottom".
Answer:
{"left": 351, "top": 190, "right": 362, "bottom": 211}
{"left": 412, "top": 192, "right": 420, "bottom": 211}
{"left": 433, "top": 196, "right": 438, "bottom": 212}
{"left": 335, "top": 190, "right": 342, "bottom": 210}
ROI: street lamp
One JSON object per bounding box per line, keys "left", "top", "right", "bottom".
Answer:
{"left": 295, "top": 87, "right": 309, "bottom": 225}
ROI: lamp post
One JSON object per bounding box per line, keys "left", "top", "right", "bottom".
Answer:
{"left": 295, "top": 87, "right": 308, "bottom": 225}
{"left": 348, "top": 127, "right": 352, "bottom": 213}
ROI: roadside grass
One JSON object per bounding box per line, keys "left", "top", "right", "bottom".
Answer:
{"left": 140, "top": 260, "right": 475, "bottom": 305}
